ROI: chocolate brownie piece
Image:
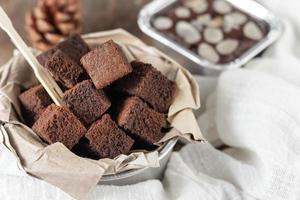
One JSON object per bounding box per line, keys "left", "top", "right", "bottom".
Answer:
{"left": 37, "top": 48, "right": 57, "bottom": 67}
{"left": 32, "top": 104, "right": 86, "bottom": 149}
{"left": 116, "top": 96, "right": 165, "bottom": 144}
{"left": 56, "top": 34, "right": 90, "bottom": 64}
{"left": 115, "top": 61, "right": 176, "bottom": 113}
{"left": 63, "top": 80, "right": 111, "bottom": 126}
{"left": 45, "top": 49, "right": 87, "bottom": 89}
{"left": 80, "top": 40, "right": 132, "bottom": 89}
{"left": 86, "top": 114, "right": 134, "bottom": 159}
{"left": 37, "top": 34, "right": 89, "bottom": 66}
{"left": 19, "top": 85, "right": 52, "bottom": 126}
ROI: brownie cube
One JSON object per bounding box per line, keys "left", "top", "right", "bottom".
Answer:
{"left": 56, "top": 34, "right": 90, "bottom": 64}
{"left": 45, "top": 49, "right": 87, "bottom": 89}
{"left": 80, "top": 40, "right": 132, "bottom": 89}
{"left": 116, "top": 96, "right": 165, "bottom": 144}
{"left": 32, "top": 104, "right": 86, "bottom": 149}
{"left": 37, "top": 48, "right": 57, "bottom": 67}
{"left": 115, "top": 61, "right": 176, "bottom": 113}
{"left": 63, "top": 80, "right": 111, "bottom": 126}
{"left": 19, "top": 85, "right": 52, "bottom": 126}
{"left": 37, "top": 34, "right": 89, "bottom": 66}
{"left": 86, "top": 114, "right": 134, "bottom": 159}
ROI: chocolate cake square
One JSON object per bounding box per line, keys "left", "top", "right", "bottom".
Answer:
{"left": 32, "top": 104, "right": 86, "bottom": 149}
{"left": 56, "top": 34, "right": 90, "bottom": 64}
{"left": 80, "top": 40, "right": 132, "bottom": 89}
{"left": 116, "top": 96, "right": 165, "bottom": 144}
{"left": 19, "top": 85, "right": 52, "bottom": 126}
{"left": 45, "top": 49, "right": 87, "bottom": 89}
{"left": 37, "top": 48, "right": 57, "bottom": 67}
{"left": 37, "top": 34, "right": 90, "bottom": 66}
{"left": 115, "top": 61, "right": 176, "bottom": 113}
{"left": 63, "top": 80, "right": 111, "bottom": 126}
{"left": 86, "top": 114, "right": 134, "bottom": 159}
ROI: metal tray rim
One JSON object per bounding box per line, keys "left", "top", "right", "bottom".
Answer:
{"left": 138, "top": 0, "right": 283, "bottom": 71}
{"left": 100, "top": 137, "right": 178, "bottom": 182}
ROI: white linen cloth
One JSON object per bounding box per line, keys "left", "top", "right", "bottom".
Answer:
{"left": 1, "top": 0, "right": 300, "bottom": 199}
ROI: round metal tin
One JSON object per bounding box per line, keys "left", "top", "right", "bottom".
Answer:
{"left": 99, "top": 138, "right": 178, "bottom": 185}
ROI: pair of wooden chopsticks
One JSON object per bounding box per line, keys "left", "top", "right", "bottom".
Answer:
{"left": 0, "top": 6, "right": 63, "bottom": 106}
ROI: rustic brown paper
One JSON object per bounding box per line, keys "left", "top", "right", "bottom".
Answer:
{"left": 0, "top": 29, "right": 204, "bottom": 200}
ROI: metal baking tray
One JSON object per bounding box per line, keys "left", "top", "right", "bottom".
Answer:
{"left": 138, "top": 0, "right": 282, "bottom": 74}
{"left": 99, "top": 138, "right": 178, "bottom": 185}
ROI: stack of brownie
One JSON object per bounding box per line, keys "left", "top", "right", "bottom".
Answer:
{"left": 19, "top": 34, "right": 176, "bottom": 159}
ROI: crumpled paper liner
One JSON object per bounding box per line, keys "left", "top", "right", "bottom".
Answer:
{"left": 0, "top": 29, "right": 203, "bottom": 199}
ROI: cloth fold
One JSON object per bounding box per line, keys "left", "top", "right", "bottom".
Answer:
{"left": 1, "top": 0, "right": 300, "bottom": 199}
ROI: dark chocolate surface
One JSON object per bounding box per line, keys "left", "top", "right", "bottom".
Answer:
{"left": 32, "top": 104, "right": 86, "bottom": 149}
{"left": 63, "top": 80, "right": 111, "bottom": 126}
{"left": 151, "top": 0, "right": 269, "bottom": 64}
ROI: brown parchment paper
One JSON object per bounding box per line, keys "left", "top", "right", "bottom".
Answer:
{"left": 0, "top": 29, "right": 204, "bottom": 200}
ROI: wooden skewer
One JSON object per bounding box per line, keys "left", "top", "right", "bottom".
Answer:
{"left": 0, "top": 6, "right": 63, "bottom": 106}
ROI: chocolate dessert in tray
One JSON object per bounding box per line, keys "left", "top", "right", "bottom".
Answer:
{"left": 19, "top": 34, "right": 176, "bottom": 159}
{"left": 151, "top": 0, "right": 269, "bottom": 64}
{"left": 135, "top": 0, "right": 284, "bottom": 73}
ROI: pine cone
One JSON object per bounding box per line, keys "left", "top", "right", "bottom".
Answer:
{"left": 25, "top": 0, "right": 81, "bottom": 51}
